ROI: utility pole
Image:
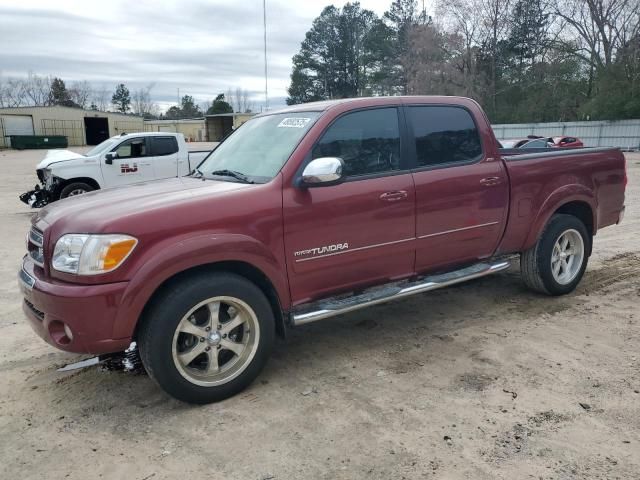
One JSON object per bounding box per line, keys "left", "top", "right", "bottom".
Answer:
{"left": 263, "top": 0, "right": 269, "bottom": 111}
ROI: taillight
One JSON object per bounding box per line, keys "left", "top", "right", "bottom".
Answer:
{"left": 623, "top": 156, "right": 627, "bottom": 190}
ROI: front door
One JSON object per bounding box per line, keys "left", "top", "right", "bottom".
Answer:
{"left": 149, "top": 136, "right": 180, "bottom": 179}
{"left": 101, "top": 137, "right": 154, "bottom": 187}
{"left": 283, "top": 107, "right": 416, "bottom": 305}
{"left": 406, "top": 105, "right": 509, "bottom": 273}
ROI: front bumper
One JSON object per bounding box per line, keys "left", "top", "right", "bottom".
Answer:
{"left": 19, "top": 184, "right": 51, "bottom": 208}
{"left": 19, "top": 256, "right": 132, "bottom": 354}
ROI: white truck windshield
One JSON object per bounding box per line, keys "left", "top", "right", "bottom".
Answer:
{"left": 85, "top": 138, "right": 120, "bottom": 156}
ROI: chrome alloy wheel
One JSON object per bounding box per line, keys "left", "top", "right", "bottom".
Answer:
{"left": 551, "top": 229, "right": 584, "bottom": 285}
{"left": 171, "top": 296, "right": 260, "bottom": 387}
{"left": 67, "top": 188, "right": 87, "bottom": 196}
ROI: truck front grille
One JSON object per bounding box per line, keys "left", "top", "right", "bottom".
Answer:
{"left": 29, "top": 227, "right": 43, "bottom": 246}
{"left": 27, "top": 227, "right": 45, "bottom": 267}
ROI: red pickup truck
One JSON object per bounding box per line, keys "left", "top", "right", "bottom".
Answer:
{"left": 19, "top": 96, "right": 626, "bottom": 403}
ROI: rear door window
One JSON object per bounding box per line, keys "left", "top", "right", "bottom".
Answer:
{"left": 312, "top": 108, "right": 401, "bottom": 177}
{"left": 408, "top": 106, "right": 482, "bottom": 168}
{"left": 522, "top": 139, "right": 548, "bottom": 149}
{"left": 150, "top": 136, "right": 179, "bottom": 156}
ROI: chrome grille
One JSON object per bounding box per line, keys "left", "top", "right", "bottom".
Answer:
{"left": 27, "top": 227, "right": 45, "bottom": 267}
{"left": 29, "top": 227, "right": 43, "bottom": 247}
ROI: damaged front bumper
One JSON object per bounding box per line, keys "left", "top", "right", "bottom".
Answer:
{"left": 20, "top": 168, "right": 56, "bottom": 208}
{"left": 19, "top": 184, "right": 51, "bottom": 208}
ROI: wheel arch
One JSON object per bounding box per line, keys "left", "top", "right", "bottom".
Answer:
{"left": 132, "top": 261, "right": 287, "bottom": 343}
{"left": 55, "top": 177, "right": 101, "bottom": 197}
{"left": 523, "top": 187, "right": 596, "bottom": 253}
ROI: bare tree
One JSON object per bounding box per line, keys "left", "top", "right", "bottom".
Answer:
{"left": 68, "top": 80, "right": 92, "bottom": 109}
{"left": 2, "top": 77, "right": 28, "bottom": 107}
{"left": 225, "top": 87, "right": 254, "bottom": 113}
{"left": 479, "top": 0, "right": 513, "bottom": 113}
{"left": 556, "top": 0, "right": 640, "bottom": 70}
{"left": 92, "top": 84, "right": 110, "bottom": 111}
{"left": 437, "top": 0, "right": 483, "bottom": 98}
{"left": 239, "top": 88, "right": 254, "bottom": 112}
{"left": 405, "top": 23, "right": 465, "bottom": 95}
{"left": 23, "top": 72, "right": 52, "bottom": 106}
{"left": 225, "top": 87, "right": 238, "bottom": 112}
{"left": 0, "top": 75, "right": 7, "bottom": 108}
{"left": 131, "top": 83, "right": 158, "bottom": 117}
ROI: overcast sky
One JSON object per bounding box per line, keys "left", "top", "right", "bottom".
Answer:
{"left": 0, "top": 0, "right": 394, "bottom": 112}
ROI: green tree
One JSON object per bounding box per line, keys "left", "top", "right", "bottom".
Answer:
{"left": 383, "top": 0, "right": 430, "bottom": 93}
{"left": 165, "top": 95, "right": 204, "bottom": 119}
{"left": 582, "top": 35, "right": 640, "bottom": 120}
{"left": 179, "top": 95, "right": 202, "bottom": 117}
{"left": 206, "top": 94, "right": 233, "bottom": 114}
{"left": 164, "top": 106, "right": 181, "bottom": 119}
{"left": 286, "top": 3, "right": 384, "bottom": 104}
{"left": 49, "top": 77, "right": 77, "bottom": 107}
{"left": 111, "top": 83, "right": 131, "bottom": 113}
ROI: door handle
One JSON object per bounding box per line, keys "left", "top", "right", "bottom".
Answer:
{"left": 379, "top": 190, "right": 408, "bottom": 202}
{"left": 480, "top": 176, "right": 501, "bottom": 186}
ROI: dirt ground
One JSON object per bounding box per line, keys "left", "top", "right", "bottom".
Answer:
{"left": 0, "top": 146, "right": 638, "bottom": 480}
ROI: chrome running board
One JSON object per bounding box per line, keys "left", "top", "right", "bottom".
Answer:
{"left": 291, "top": 260, "right": 511, "bottom": 326}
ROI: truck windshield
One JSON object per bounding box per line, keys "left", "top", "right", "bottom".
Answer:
{"left": 196, "top": 112, "right": 320, "bottom": 182}
{"left": 85, "top": 138, "right": 119, "bottom": 156}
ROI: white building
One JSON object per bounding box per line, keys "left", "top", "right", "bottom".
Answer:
{"left": 0, "top": 106, "right": 144, "bottom": 147}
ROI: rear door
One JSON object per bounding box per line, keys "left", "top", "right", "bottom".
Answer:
{"left": 282, "top": 107, "right": 416, "bottom": 303}
{"left": 149, "top": 136, "right": 180, "bottom": 178}
{"left": 407, "top": 105, "right": 509, "bottom": 273}
{"left": 101, "top": 137, "right": 154, "bottom": 187}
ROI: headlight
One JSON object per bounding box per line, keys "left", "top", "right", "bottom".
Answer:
{"left": 43, "top": 168, "right": 53, "bottom": 186}
{"left": 52, "top": 234, "right": 138, "bottom": 275}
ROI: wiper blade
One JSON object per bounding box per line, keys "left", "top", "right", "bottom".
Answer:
{"left": 191, "top": 167, "right": 204, "bottom": 177}
{"left": 210, "top": 169, "right": 255, "bottom": 184}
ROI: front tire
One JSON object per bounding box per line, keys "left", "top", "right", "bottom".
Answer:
{"left": 138, "top": 272, "right": 275, "bottom": 404}
{"left": 521, "top": 214, "right": 591, "bottom": 295}
{"left": 59, "top": 182, "right": 94, "bottom": 199}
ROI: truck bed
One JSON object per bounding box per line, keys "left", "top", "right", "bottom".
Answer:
{"left": 497, "top": 146, "right": 626, "bottom": 254}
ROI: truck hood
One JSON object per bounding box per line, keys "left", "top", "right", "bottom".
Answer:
{"left": 36, "top": 149, "right": 87, "bottom": 169}
{"left": 35, "top": 177, "right": 254, "bottom": 232}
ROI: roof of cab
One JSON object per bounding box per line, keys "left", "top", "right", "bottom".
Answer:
{"left": 109, "top": 132, "right": 183, "bottom": 138}
{"left": 257, "top": 95, "right": 476, "bottom": 117}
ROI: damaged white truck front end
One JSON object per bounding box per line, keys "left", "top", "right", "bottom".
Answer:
{"left": 19, "top": 149, "right": 100, "bottom": 207}
{"left": 19, "top": 132, "right": 204, "bottom": 208}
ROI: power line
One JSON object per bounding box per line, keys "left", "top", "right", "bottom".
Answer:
{"left": 263, "top": 0, "right": 269, "bottom": 111}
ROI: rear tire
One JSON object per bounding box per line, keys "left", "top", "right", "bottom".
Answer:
{"left": 59, "top": 182, "right": 94, "bottom": 199}
{"left": 138, "top": 272, "right": 275, "bottom": 404}
{"left": 521, "top": 214, "right": 591, "bottom": 295}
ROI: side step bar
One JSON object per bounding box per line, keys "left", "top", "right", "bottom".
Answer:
{"left": 291, "top": 260, "right": 511, "bottom": 326}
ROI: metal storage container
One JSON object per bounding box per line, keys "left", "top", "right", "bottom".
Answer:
{"left": 9, "top": 135, "right": 68, "bottom": 149}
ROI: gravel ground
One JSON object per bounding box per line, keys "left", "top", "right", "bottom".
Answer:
{"left": 0, "top": 147, "right": 638, "bottom": 480}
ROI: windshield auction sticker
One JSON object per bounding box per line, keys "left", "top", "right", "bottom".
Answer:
{"left": 278, "top": 117, "right": 311, "bottom": 128}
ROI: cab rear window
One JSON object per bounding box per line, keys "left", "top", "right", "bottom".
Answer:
{"left": 150, "top": 137, "right": 179, "bottom": 156}
{"left": 409, "top": 106, "right": 482, "bottom": 167}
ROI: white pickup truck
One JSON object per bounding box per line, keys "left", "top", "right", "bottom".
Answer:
{"left": 19, "top": 132, "right": 211, "bottom": 207}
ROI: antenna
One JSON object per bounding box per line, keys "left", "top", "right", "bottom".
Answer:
{"left": 263, "top": 0, "right": 269, "bottom": 111}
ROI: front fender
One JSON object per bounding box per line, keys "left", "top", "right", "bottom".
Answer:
{"left": 111, "top": 233, "right": 289, "bottom": 339}
{"left": 523, "top": 184, "right": 596, "bottom": 251}
{"left": 50, "top": 160, "right": 104, "bottom": 187}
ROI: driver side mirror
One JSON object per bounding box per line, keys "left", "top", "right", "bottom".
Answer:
{"left": 105, "top": 152, "right": 118, "bottom": 164}
{"left": 299, "top": 157, "right": 344, "bottom": 187}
